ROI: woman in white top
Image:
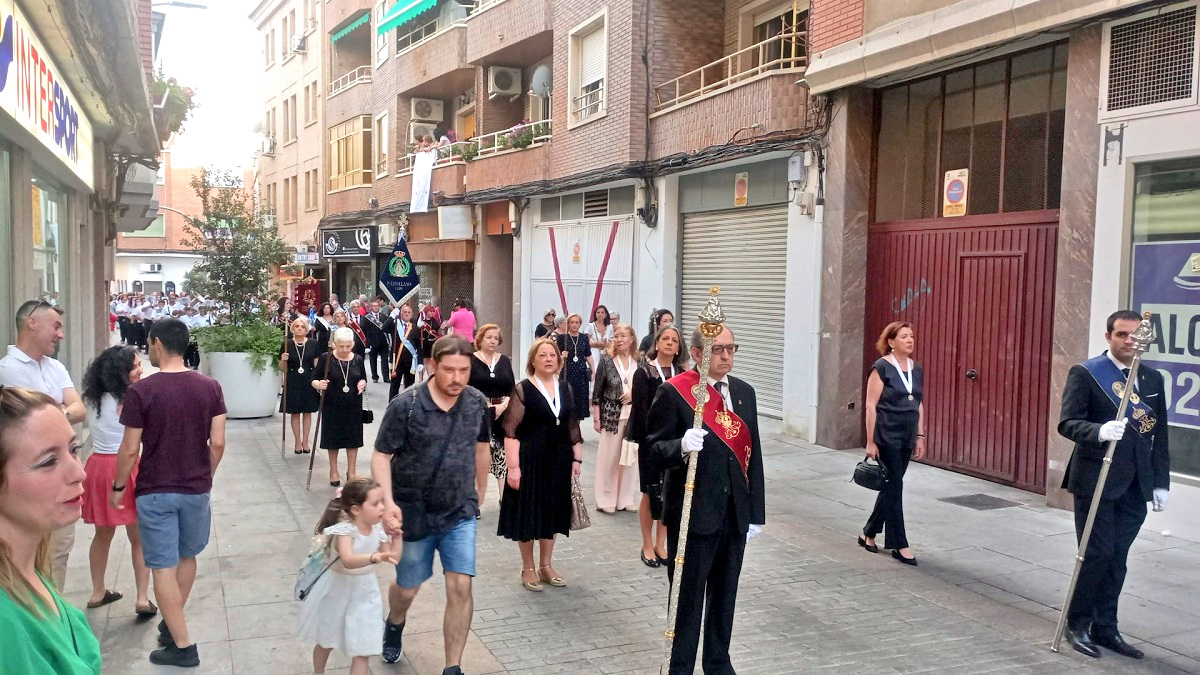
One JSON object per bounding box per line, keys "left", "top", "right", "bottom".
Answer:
{"left": 80, "top": 345, "right": 155, "bottom": 617}
{"left": 583, "top": 305, "right": 613, "bottom": 371}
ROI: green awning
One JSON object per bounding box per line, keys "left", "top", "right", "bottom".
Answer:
{"left": 331, "top": 13, "right": 371, "bottom": 43}
{"left": 377, "top": 0, "right": 437, "bottom": 34}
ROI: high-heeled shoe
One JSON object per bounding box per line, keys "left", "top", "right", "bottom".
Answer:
{"left": 521, "top": 568, "right": 543, "bottom": 592}
{"left": 656, "top": 553, "right": 669, "bottom": 567}
{"left": 538, "top": 565, "right": 566, "bottom": 587}
{"left": 640, "top": 551, "right": 660, "bottom": 568}
{"left": 858, "top": 536, "right": 879, "bottom": 553}
{"left": 892, "top": 549, "right": 918, "bottom": 566}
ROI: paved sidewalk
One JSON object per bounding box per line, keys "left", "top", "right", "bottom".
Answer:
{"left": 66, "top": 379, "right": 1200, "bottom": 674}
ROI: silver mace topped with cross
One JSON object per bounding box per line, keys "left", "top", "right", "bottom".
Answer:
{"left": 661, "top": 286, "right": 726, "bottom": 675}
{"left": 1051, "top": 311, "right": 1155, "bottom": 653}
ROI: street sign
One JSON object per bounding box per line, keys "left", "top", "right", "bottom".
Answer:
{"left": 734, "top": 172, "right": 749, "bottom": 207}
{"left": 943, "top": 169, "right": 969, "bottom": 217}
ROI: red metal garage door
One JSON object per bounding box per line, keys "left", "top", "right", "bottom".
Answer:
{"left": 864, "top": 211, "right": 1058, "bottom": 492}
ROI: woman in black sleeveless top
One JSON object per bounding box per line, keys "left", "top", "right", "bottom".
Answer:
{"left": 861, "top": 321, "right": 926, "bottom": 565}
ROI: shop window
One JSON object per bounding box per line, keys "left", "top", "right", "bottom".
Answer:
{"left": 874, "top": 43, "right": 1067, "bottom": 222}
{"left": 31, "top": 177, "right": 68, "bottom": 314}
{"left": 1129, "top": 156, "right": 1200, "bottom": 477}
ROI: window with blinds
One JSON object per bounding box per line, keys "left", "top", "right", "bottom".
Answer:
{"left": 328, "top": 115, "right": 374, "bottom": 192}
{"left": 570, "top": 11, "right": 606, "bottom": 124}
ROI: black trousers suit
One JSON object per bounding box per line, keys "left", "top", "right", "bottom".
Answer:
{"left": 1058, "top": 357, "right": 1170, "bottom": 633}
{"left": 863, "top": 445, "right": 912, "bottom": 550}
{"left": 646, "top": 374, "right": 766, "bottom": 675}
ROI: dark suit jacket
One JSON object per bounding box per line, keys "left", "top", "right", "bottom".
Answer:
{"left": 382, "top": 316, "right": 419, "bottom": 374}
{"left": 361, "top": 312, "right": 389, "bottom": 349}
{"left": 646, "top": 375, "right": 766, "bottom": 537}
{"left": 1058, "top": 360, "right": 1170, "bottom": 500}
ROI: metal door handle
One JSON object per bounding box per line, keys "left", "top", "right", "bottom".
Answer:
{"left": 966, "top": 369, "right": 978, "bottom": 380}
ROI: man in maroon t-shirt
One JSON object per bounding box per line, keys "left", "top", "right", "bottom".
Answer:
{"left": 111, "top": 318, "right": 226, "bottom": 668}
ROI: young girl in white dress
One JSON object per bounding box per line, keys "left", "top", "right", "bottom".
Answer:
{"left": 298, "top": 478, "right": 402, "bottom": 675}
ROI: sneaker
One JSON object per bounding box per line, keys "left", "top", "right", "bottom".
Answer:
{"left": 443, "top": 667, "right": 465, "bottom": 675}
{"left": 382, "top": 619, "right": 405, "bottom": 664}
{"left": 149, "top": 642, "right": 199, "bottom": 667}
{"left": 157, "top": 619, "right": 173, "bottom": 647}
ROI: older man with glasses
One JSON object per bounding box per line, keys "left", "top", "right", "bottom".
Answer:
{"left": 0, "top": 299, "right": 87, "bottom": 587}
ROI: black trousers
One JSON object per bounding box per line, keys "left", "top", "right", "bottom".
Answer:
{"left": 367, "top": 345, "right": 389, "bottom": 382}
{"left": 1070, "top": 486, "right": 1147, "bottom": 632}
{"left": 388, "top": 366, "right": 415, "bottom": 401}
{"left": 134, "top": 320, "right": 149, "bottom": 350}
{"left": 185, "top": 341, "right": 201, "bottom": 369}
{"left": 863, "top": 445, "right": 912, "bottom": 550}
{"left": 666, "top": 500, "right": 745, "bottom": 675}
{"left": 117, "top": 317, "right": 128, "bottom": 343}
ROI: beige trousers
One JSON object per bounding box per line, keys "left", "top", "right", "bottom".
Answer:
{"left": 595, "top": 419, "right": 640, "bottom": 511}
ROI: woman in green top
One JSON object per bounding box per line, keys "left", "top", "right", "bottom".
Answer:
{"left": 0, "top": 386, "right": 102, "bottom": 673}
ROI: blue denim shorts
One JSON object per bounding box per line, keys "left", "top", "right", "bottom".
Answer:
{"left": 394, "top": 517, "right": 476, "bottom": 588}
{"left": 135, "top": 492, "right": 212, "bottom": 569}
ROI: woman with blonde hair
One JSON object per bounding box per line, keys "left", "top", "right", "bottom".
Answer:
{"left": 0, "top": 386, "right": 101, "bottom": 671}
{"left": 590, "top": 324, "right": 641, "bottom": 513}
{"left": 497, "top": 339, "right": 584, "bottom": 591}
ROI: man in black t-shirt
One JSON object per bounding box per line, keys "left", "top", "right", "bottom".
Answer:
{"left": 372, "top": 334, "right": 489, "bottom": 674}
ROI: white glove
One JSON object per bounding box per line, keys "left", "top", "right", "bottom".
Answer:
{"left": 682, "top": 428, "right": 707, "bottom": 454}
{"left": 746, "top": 524, "right": 762, "bottom": 542}
{"left": 1099, "top": 419, "right": 1127, "bottom": 442}
{"left": 1153, "top": 488, "right": 1169, "bottom": 512}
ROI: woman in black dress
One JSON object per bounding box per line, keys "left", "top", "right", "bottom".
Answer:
{"left": 861, "top": 321, "right": 925, "bottom": 566}
{"left": 418, "top": 302, "right": 442, "bottom": 381}
{"left": 498, "top": 338, "right": 583, "bottom": 592}
{"left": 469, "top": 323, "right": 516, "bottom": 508}
{"left": 313, "top": 302, "right": 335, "bottom": 351}
{"left": 279, "top": 317, "right": 321, "bottom": 454}
{"left": 627, "top": 324, "right": 687, "bottom": 567}
{"left": 533, "top": 308, "right": 556, "bottom": 339}
{"left": 555, "top": 313, "right": 592, "bottom": 421}
{"left": 311, "top": 327, "right": 368, "bottom": 487}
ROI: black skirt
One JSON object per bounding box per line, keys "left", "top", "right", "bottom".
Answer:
{"left": 497, "top": 381, "right": 575, "bottom": 541}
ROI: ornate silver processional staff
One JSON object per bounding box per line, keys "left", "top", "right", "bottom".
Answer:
{"left": 1051, "top": 312, "right": 1155, "bottom": 653}
{"left": 661, "top": 287, "right": 725, "bottom": 674}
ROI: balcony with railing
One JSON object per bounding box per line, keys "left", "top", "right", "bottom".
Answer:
{"left": 649, "top": 30, "right": 809, "bottom": 159}
{"left": 390, "top": 120, "right": 552, "bottom": 199}
{"left": 466, "top": 0, "right": 552, "bottom": 65}
{"left": 390, "top": 3, "right": 475, "bottom": 97}
{"left": 329, "top": 66, "right": 373, "bottom": 99}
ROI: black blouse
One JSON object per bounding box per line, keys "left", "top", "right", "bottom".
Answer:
{"left": 469, "top": 353, "right": 516, "bottom": 401}
{"left": 872, "top": 356, "right": 923, "bottom": 450}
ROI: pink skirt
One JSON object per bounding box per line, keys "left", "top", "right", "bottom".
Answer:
{"left": 82, "top": 453, "right": 139, "bottom": 527}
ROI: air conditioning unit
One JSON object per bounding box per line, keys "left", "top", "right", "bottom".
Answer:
{"left": 291, "top": 34, "right": 306, "bottom": 53}
{"left": 410, "top": 121, "right": 437, "bottom": 143}
{"left": 260, "top": 136, "right": 276, "bottom": 156}
{"left": 1099, "top": 4, "right": 1199, "bottom": 121}
{"left": 410, "top": 98, "right": 444, "bottom": 122}
{"left": 140, "top": 263, "right": 163, "bottom": 273}
{"left": 488, "top": 66, "right": 522, "bottom": 97}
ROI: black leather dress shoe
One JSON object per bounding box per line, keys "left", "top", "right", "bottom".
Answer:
{"left": 1064, "top": 626, "right": 1101, "bottom": 658}
{"left": 1093, "top": 630, "right": 1144, "bottom": 659}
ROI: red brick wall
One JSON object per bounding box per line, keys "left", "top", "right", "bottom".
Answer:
{"left": 649, "top": 0, "right": 725, "bottom": 108}
{"left": 394, "top": 26, "right": 469, "bottom": 94}
{"left": 809, "top": 0, "right": 864, "bottom": 53}
{"left": 648, "top": 71, "right": 807, "bottom": 159}
{"left": 139, "top": 0, "right": 153, "bottom": 82}
{"left": 325, "top": 185, "right": 372, "bottom": 214}
{"left": 467, "top": 144, "right": 550, "bottom": 191}
{"left": 327, "top": 82, "right": 374, "bottom": 129}
{"left": 466, "top": 0, "right": 552, "bottom": 64}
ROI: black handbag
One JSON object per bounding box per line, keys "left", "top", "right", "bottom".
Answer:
{"left": 852, "top": 457, "right": 889, "bottom": 491}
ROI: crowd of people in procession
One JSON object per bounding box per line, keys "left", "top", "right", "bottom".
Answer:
{"left": 0, "top": 282, "right": 1173, "bottom": 672}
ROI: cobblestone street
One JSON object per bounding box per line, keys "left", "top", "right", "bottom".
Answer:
{"left": 66, "top": 380, "right": 1200, "bottom": 674}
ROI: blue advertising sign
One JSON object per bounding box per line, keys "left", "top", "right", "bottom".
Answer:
{"left": 1131, "top": 240, "right": 1200, "bottom": 430}
{"left": 378, "top": 234, "right": 421, "bottom": 306}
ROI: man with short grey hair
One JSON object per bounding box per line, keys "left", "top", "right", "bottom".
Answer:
{"left": 0, "top": 299, "right": 87, "bottom": 587}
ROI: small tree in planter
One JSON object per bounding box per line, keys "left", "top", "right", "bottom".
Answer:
{"left": 180, "top": 169, "right": 292, "bottom": 417}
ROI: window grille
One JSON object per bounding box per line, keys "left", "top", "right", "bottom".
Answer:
{"left": 1106, "top": 6, "right": 1196, "bottom": 113}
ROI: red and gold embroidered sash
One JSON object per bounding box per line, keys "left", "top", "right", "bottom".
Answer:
{"left": 667, "top": 370, "right": 752, "bottom": 482}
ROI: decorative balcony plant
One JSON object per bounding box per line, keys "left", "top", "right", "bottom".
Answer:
{"left": 152, "top": 73, "right": 198, "bottom": 140}
{"left": 461, "top": 141, "right": 480, "bottom": 162}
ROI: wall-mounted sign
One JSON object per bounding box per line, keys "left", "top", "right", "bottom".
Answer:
{"left": 943, "top": 169, "right": 969, "bottom": 217}
{"left": 572, "top": 241, "right": 581, "bottom": 264}
{"left": 320, "top": 226, "right": 376, "bottom": 259}
{"left": 0, "top": 0, "right": 94, "bottom": 188}
{"left": 734, "top": 172, "right": 749, "bottom": 207}
{"left": 294, "top": 252, "right": 320, "bottom": 265}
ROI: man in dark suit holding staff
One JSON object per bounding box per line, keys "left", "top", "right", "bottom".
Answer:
{"left": 1058, "top": 309, "right": 1171, "bottom": 659}
{"left": 646, "top": 324, "right": 766, "bottom": 675}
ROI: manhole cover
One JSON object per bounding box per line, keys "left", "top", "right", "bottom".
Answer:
{"left": 938, "top": 493, "right": 1021, "bottom": 511}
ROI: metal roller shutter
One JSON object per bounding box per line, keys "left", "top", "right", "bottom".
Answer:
{"left": 681, "top": 205, "right": 788, "bottom": 417}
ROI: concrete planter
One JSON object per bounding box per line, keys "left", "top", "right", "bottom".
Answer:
{"left": 205, "top": 352, "right": 279, "bottom": 419}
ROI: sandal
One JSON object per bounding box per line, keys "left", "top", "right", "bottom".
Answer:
{"left": 135, "top": 601, "right": 158, "bottom": 619}
{"left": 538, "top": 565, "right": 566, "bottom": 587}
{"left": 86, "top": 589, "right": 123, "bottom": 608}
{"left": 521, "top": 568, "right": 543, "bottom": 592}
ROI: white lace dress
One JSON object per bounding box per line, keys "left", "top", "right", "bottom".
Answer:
{"left": 297, "top": 522, "right": 389, "bottom": 656}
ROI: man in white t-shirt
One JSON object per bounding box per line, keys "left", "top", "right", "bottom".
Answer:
{"left": 0, "top": 299, "right": 87, "bottom": 587}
